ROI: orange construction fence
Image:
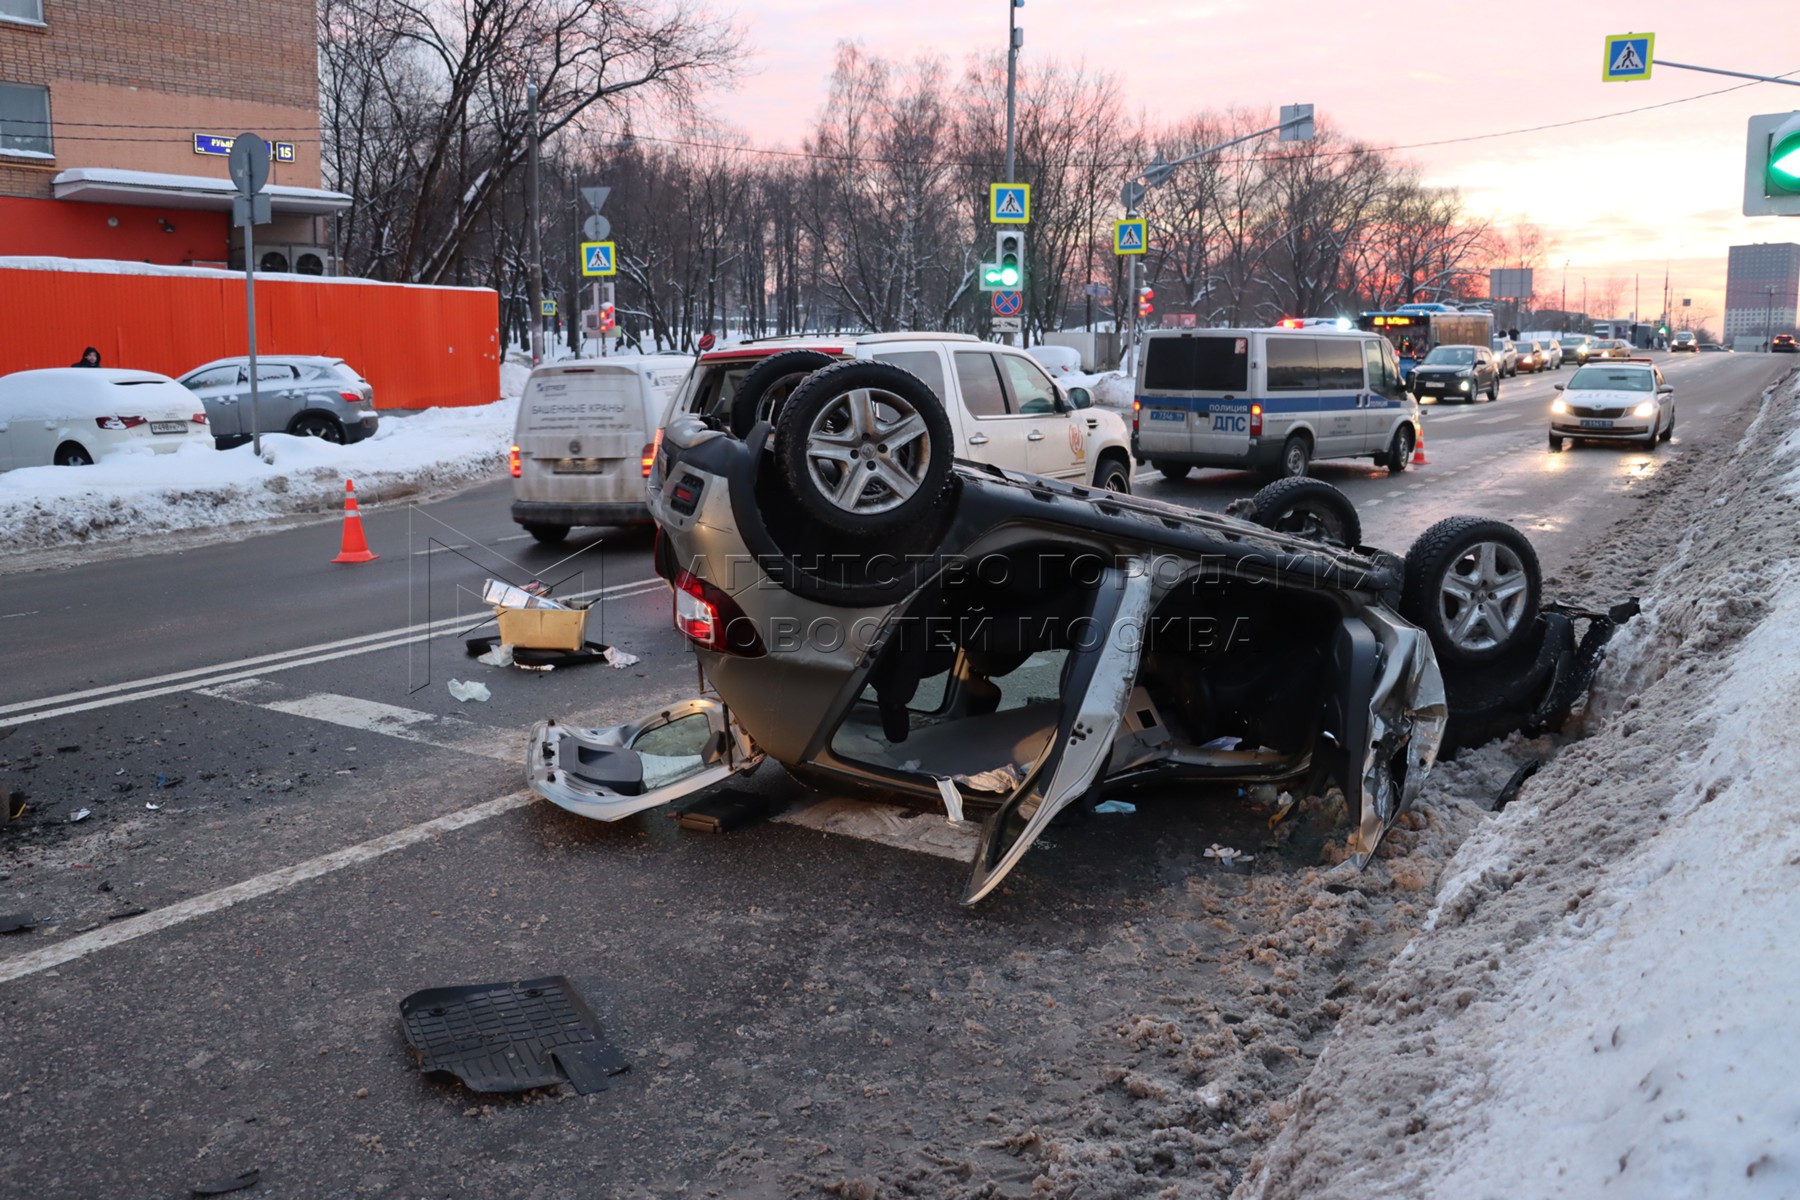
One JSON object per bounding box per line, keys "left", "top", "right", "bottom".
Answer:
{"left": 0, "top": 259, "right": 499, "bottom": 410}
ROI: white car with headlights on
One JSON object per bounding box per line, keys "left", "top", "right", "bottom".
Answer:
{"left": 0, "top": 368, "right": 207, "bottom": 471}
{"left": 1548, "top": 360, "right": 1673, "bottom": 452}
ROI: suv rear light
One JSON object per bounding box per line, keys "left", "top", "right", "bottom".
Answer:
{"left": 508, "top": 444, "right": 522, "bottom": 478}
{"left": 339, "top": 390, "right": 363, "bottom": 404}
{"left": 1249, "top": 404, "right": 1263, "bottom": 437}
{"left": 673, "top": 569, "right": 765, "bottom": 657}
{"left": 96, "top": 416, "right": 146, "bottom": 430}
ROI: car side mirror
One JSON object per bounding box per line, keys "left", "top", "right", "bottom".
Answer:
{"left": 1067, "top": 386, "right": 1092, "bottom": 410}
{"left": 1658, "top": 384, "right": 1673, "bottom": 394}
{"left": 1553, "top": 383, "right": 1564, "bottom": 391}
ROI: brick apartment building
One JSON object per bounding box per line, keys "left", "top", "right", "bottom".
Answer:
{"left": 0, "top": 0, "right": 346, "bottom": 271}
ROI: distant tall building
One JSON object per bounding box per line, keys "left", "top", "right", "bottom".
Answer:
{"left": 1724, "top": 243, "right": 1800, "bottom": 345}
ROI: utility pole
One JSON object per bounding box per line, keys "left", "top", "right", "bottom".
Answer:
{"left": 526, "top": 81, "right": 545, "bottom": 366}
{"left": 1004, "top": 0, "right": 1021, "bottom": 184}
{"left": 1767, "top": 285, "right": 1776, "bottom": 351}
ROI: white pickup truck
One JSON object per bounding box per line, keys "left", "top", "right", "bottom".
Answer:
{"left": 664, "top": 332, "right": 1135, "bottom": 493}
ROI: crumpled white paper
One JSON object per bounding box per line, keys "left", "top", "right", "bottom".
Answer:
{"left": 476, "top": 643, "right": 514, "bottom": 668}
{"left": 447, "top": 678, "right": 491, "bottom": 702}
{"left": 603, "top": 646, "right": 639, "bottom": 670}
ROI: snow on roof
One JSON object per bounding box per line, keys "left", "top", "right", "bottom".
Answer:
{"left": 52, "top": 167, "right": 350, "bottom": 214}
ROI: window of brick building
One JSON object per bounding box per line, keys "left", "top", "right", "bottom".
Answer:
{"left": 0, "top": 0, "right": 45, "bottom": 26}
{"left": 0, "top": 83, "right": 51, "bottom": 156}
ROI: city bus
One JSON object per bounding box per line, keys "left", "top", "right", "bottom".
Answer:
{"left": 1357, "top": 304, "right": 1494, "bottom": 377}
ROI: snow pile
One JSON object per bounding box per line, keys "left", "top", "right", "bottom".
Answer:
{"left": 1069, "top": 369, "right": 1136, "bottom": 411}
{"left": 1244, "top": 374, "right": 1800, "bottom": 1199}
{"left": 0, "top": 383, "right": 525, "bottom": 556}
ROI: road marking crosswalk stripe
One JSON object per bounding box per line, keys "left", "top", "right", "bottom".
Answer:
{"left": 1, "top": 578, "right": 665, "bottom": 727}
{"left": 197, "top": 682, "right": 520, "bottom": 762}
{"left": 0, "top": 791, "right": 535, "bottom": 986}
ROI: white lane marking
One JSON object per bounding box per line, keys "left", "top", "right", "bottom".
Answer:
{"left": 411, "top": 543, "right": 472, "bottom": 557}
{"left": 1362, "top": 499, "right": 1383, "bottom": 507}
{"left": 1475, "top": 415, "right": 1512, "bottom": 425}
{"left": 0, "top": 790, "right": 534, "bottom": 986}
{"left": 1, "top": 611, "right": 38, "bottom": 620}
{"left": 197, "top": 685, "right": 520, "bottom": 762}
{"left": 775, "top": 796, "right": 980, "bottom": 862}
{"left": 2, "top": 579, "right": 665, "bottom": 727}
{"left": 1407, "top": 483, "right": 1426, "bottom": 490}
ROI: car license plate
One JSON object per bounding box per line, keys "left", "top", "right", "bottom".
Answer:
{"left": 1148, "top": 410, "right": 1184, "bottom": 422}
{"left": 150, "top": 421, "right": 186, "bottom": 434}
{"left": 553, "top": 458, "right": 604, "bottom": 473}
{"left": 1420, "top": 380, "right": 1443, "bottom": 389}
{"left": 1579, "top": 419, "right": 1614, "bottom": 429}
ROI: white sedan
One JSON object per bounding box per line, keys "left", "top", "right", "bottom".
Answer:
{"left": 1548, "top": 361, "right": 1674, "bottom": 452}
{"left": 0, "top": 369, "right": 207, "bottom": 471}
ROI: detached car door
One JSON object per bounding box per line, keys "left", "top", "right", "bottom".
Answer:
{"left": 961, "top": 562, "right": 1155, "bottom": 904}
{"left": 526, "top": 698, "right": 760, "bottom": 822}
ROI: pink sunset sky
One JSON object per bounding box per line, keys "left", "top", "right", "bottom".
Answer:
{"left": 696, "top": 0, "right": 1800, "bottom": 327}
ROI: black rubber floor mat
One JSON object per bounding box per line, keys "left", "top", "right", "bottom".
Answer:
{"left": 400, "top": 976, "right": 627, "bottom": 1095}
{"left": 463, "top": 637, "right": 619, "bottom": 668}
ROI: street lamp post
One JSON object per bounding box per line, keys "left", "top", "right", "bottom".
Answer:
{"left": 1004, "top": 0, "right": 1022, "bottom": 185}
{"left": 1766, "top": 285, "right": 1776, "bottom": 351}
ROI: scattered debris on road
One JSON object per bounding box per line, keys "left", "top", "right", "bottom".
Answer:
{"left": 0, "top": 913, "right": 35, "bottom": 934}
{"left": 190, "top": 1167, "right": 260, "bottom": 1196}
{"left": 401, "top": 976, "right": 628, "bottom": 1095}
{"left": 446, "top": 679, "right": 490, "bottom": 703}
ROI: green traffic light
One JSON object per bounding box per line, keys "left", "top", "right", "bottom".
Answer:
{"left": 998, "top": 264, "right": 1019, "bottom": 287}
{"left": 1772, "top": 137, "right": 1800, "bottom": 190}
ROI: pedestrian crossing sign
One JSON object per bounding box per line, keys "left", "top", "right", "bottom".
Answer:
{"left": 989, "top": 183, "right": 1030, "bottom": 225}
{"left": 1602, "top": 32, "right": 1653, "bottom": 82}
{"left": 581, "top": 241, "right": 617, "bottom": 277}
{"left": 1114, "top": 219, "right": 1147, "bottom": 255}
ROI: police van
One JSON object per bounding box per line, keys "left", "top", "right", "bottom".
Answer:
{"left": 1132, "top": 326, "right": 1419, "bottom": 479}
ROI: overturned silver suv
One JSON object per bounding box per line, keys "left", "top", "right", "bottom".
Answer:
{"left": 527, "top": 353, "right": 1618, "bottom": 903}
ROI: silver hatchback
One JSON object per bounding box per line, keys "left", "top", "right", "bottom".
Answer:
{"left": 178, "top": 356, "right": 379, "bottom": 449}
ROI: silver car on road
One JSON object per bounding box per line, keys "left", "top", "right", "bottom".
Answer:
{"left": 178, "top": 355, "right": 379, "bottom": 449}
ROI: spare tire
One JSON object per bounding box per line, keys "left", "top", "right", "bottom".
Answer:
{"left": 1239, "top": 477, "right": 1362, "bottom": 547}
{"left": 728, "top": 349, "right": 838, "bottom": 438}
{"left": 1401, "top": 516, "right": 1542, "bottom": 666}
{"left": 774, "top": 359, "right": 954, "bottom": 539}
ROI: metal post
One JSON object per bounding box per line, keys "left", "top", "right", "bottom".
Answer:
{"left": 1123, "top": 211, "right": 1139, "bottom": 374}
{"left": 245, "top": 220, "right": 261, "bottom": 456}
{"left": 1004, "top": 2, "right": 1020, "bottom": 184}
{"left": 1767, "top": 286, "right": 1776, "bottom": 351}
{"left": 526, "top": 81, "right": 544, "bottom": 366}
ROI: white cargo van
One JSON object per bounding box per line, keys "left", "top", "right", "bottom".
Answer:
{"left": 510, "top": 356, "right": 693, "bottom": 543}
{"left": 1133, "top": 327, "right": 1419, "bottom": 480}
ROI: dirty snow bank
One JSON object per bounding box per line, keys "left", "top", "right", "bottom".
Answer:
{"left": 0, "top": 363, "right": 531, "bottom": 555}
{"left": 1244, "top": 374, "right": 1800, "bottom": 1199}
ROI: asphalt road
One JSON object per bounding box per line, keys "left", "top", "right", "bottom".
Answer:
{"left": 0, "top": 350, "right": 1790, "bottom": 1199}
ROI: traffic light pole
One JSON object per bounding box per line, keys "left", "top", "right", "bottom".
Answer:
{"left": 1123, "top": 211, "right": 1140, "bottom": 372}
{"left": 1655, "top": 61, "right": 1800, "bottom": 87}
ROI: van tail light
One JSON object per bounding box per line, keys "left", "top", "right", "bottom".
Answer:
{"left": 673, "top": 569, "right": 765, "bottom": 657}
{"left": 96, "top": 416, "right": 146, "bottom": 430}
{"left": 508, "top": 444, "right": 522, "bottom": 478}
{"left": 641, "top": 439, "right": 657, "bottom": 478}
{"left": 1131, "top": 399, "right": 1140, "bottom": 437}
{"left": 1250, "top": 404, "right": 1264, "bottom": 437}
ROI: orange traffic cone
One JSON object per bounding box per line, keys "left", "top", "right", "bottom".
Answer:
{"left": 331, "top": 478, "right": 379, "bottom": 564}
{"left": 1410, "top": 421, "right": 1429, "bottom": 467}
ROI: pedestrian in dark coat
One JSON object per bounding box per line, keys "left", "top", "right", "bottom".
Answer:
{"left": 72, "top": 347, "right": 101, "bottom": 368}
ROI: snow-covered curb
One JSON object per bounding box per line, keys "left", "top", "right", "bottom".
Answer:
{"left": 0, "top": 363, "right": 530, "bottom": 556}
{"left": 1244, "top": 372, "right": 1800, "bottom": 1199}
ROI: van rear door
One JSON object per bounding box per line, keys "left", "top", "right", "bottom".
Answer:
{"left": 514, "top": 366, "right": 648, "bottom": 507}
{"left": 1137, "top": 333, "right": 1253, "bottom": 464}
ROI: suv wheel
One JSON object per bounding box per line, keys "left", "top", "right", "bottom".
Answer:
{"left": 774, "top": 360, "right": 953, "bottom": 538}
{"left": 728, "top": 350, "right": 838, "bottom": 438}
{"left": 1401, "top": 517, "right": 1543, "bottom": 666}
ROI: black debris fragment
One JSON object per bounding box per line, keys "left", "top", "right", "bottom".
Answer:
{"left": 400, "top": 976, "right": 628, "bottom": 1095}
{"left": 0, "top": 914, "right": 36, "bottom": 934}
{"left": 1494, "top": 760, "right": 1543, "bottom": 812}
{"left": 192, "top": 1168, "right": 260, "bottom": 1196}
{"left": 676, "top": 788, "right": 775, "bottom": 834}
